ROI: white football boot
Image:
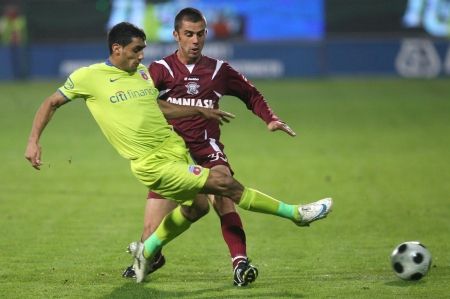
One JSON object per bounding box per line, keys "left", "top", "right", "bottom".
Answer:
{"left": 295, "top": 198, "right": 333, "bottom": 226}
{"left": 127, "top": 241, "right": 150, "bottom": 283}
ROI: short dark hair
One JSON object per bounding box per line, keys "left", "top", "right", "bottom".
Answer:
{"left": 174, "top": 7, "right": 206, "bottom": 32}
{"left": 107, "top": 22, "right": 146, "bottom": 54}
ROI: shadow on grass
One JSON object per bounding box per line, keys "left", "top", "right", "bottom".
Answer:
{"left": 102, "top": 281, "right": 305, "bottom": 299}
{"left": 384, "top": 279, "right": 427, "bottom": 287}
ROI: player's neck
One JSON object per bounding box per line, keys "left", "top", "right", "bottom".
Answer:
{"left": 176, "top": 50, "right": 201, "bottom": 65}
{"left": 108, "top": 57, "right": 124, "bottom": 70}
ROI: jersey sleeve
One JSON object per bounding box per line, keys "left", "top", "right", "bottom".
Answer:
{"left": 148, "top": 61, "right": 170, "bottom": 100}
{"left": 58, "top": 67, "right": 90, "bottom": 101}
{"left": 222, "top": 62, "right": 279, "bottom": 124}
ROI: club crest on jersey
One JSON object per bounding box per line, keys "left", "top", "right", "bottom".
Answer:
{"left": 188, "top": 165, "right": 202, "bottom": 176}
{"left": 185, "top": 82, "right": 200, "bottom": 95}
{"left": 139, "top": 70, "right": 149, "bottom": 80}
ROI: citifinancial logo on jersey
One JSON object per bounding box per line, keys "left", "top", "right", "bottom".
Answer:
{"left": 109, "top": 88, "right": 157, "bottom": 103}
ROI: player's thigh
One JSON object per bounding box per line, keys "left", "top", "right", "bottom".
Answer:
{"left": 131, "top": 132, "right": 208, "bottom": 204}
{"left": 208, "top": 165, "right": 237, "bottom": 216}
{"left": 135, "top": 143, "right": 210, "bottom": 204}
{"left": 190, "top": 139, "right": 234, "bottom": 175}
{"left": 202, "top": 167, "right": 243, "bottom": 201}
{"left": 192, "top": 193, "right": 210, "bottom": 211}
{"left": 153, "top": 161, "right": 209, "bottom": 204}
{"left": 181, "top": 193, "right": 210, "bottom": 221}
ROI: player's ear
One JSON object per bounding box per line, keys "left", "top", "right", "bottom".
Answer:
{"left": 173, "top": 30, "right": 179, "bottom": 42}
{"left": 111, "top": 43, "right": 122, "bottom": 55}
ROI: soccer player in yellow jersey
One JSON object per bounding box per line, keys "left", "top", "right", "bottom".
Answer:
{"left": 25, "top": 22, "right": 333, "bottom": 284}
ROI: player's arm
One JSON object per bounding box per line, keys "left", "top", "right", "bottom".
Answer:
{"left": 25, "top": 91, "right": 69, "bottom": 170}
{"left": 157, "top": 99, "right": 235, "bottom": 125}
{"left": 149, "top": 62, "right": 235, "bottom": 123}
{"left": 223, "top": 63, "right": 296, "bottom": 137}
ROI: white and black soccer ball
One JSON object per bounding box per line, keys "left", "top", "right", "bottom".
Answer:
{"left": 390, "top": 241, "right": 432, "bottom": 281}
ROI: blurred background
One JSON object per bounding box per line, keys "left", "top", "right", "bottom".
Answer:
{"left": 0, "top": 0, "right": 449, "bottom": 80}
{"left": 1, "top": 3, "right": 450, "bottom": 297}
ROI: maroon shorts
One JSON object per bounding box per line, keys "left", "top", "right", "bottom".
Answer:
{"left": 148, "top": 138, "right": 233, "bottom": 199}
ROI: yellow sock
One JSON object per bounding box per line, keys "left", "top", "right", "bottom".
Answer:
{"left": 143, "top": 206, "right": 192, "bottom": 259}
{"left": 238, "top": 187, "right": 299, "bottom": 220}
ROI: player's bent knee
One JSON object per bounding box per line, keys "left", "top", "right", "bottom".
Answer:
{"left": 181, "top": 198, "right": 210, "bottom": 222}
{"left": 211, "top": 195, "right": 237, "bottom": 215}
{"left": 196, "top": 201, "right": 210, "bottom": 218}
{"left": 207, "top": 169, "right": 234, "bottom": 190}
{"left": 203, "top": 169, "right": 244, "bottom": 202}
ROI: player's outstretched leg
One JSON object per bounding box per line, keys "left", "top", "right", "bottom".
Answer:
{"left": 203, "top": 170, "right": 333, "bottom": 226}
{"left": 236, "top": 187, "right": 333, "bottom": 226}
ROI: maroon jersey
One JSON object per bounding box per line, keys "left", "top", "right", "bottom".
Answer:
{"left": 148, "top": 52, "right": 279, "bottom": 147}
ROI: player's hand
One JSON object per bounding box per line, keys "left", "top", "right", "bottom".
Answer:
{"left": 199, "top": 108, "right": 235, "bottom": 125}
{"left": 268, "top": 120, "right": 296, "bottom": 137}
{"left": 25, "top": 142, "right": 43, "bottom": 170}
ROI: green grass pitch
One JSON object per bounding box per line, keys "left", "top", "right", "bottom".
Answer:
{"left": 1, "top": 78, "right": 449, "bottom": 298}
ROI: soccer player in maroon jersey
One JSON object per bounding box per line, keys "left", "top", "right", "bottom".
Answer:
{"left": 123, "top": 7, "right": 297, "bottom": 286}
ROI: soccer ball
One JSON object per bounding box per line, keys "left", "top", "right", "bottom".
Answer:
{"left": 390, "top": 241, "right": 432, "bottom": 281}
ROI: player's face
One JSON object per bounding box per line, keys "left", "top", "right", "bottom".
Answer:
{"left": 173, "top": 20, "right": 207, "bottom": 64}
{"left": 111, "top": 37, "right": 146, "bottom": 72}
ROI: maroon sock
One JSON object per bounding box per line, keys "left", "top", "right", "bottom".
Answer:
{"left": 220, "top": 212, "right": 248, "bottom": 269}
